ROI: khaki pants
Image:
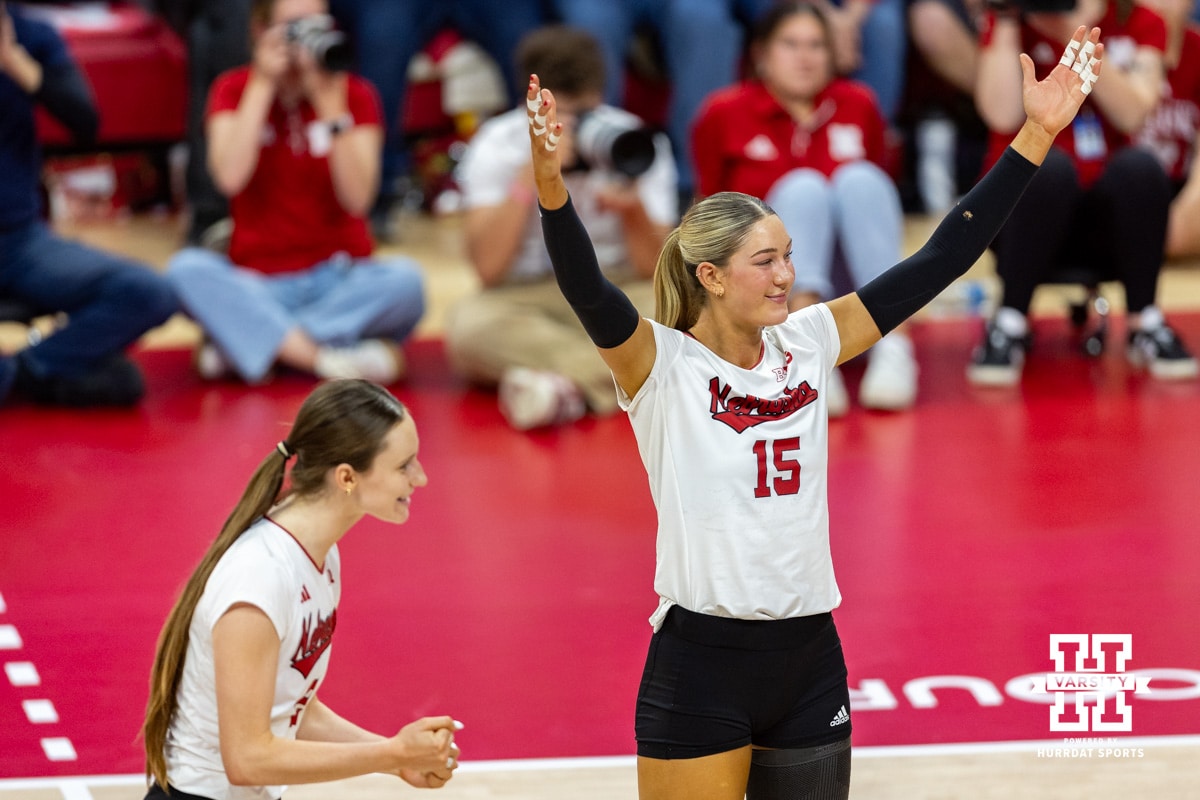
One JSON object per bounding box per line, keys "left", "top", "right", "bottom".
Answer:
{"left": 444, "top": 275, "right": 655, "bottom": 415}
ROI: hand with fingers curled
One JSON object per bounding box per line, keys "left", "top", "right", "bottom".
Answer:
{"left": 392, "top": 716, "right": 463, "bottom": 789}
{"left": 1021, "top": 25, "right": 1104, "bottom": 138}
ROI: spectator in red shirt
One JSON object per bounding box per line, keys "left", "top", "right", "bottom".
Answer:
{"left": 692, "top": 0, "right": 917, "bottom": 415}
{"left": 1136, "top": 0, "right": 1200, "bottom": 259}
{"left": 969, "top": 0, "right": 1196, "bottom": 384}
{"left": 167, "top": 0, "right": 425, "bottom": 385}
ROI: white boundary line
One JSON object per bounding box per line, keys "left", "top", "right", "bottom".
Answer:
{"left": 2, "top": 736, "right": 1198, "bottom": 794}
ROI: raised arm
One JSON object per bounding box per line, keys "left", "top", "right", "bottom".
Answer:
{"left": 527, "top": 75, "right": 658, "bottom": 399}
{"left": 827, "top": 25, "right": 1104, "bottom": 363}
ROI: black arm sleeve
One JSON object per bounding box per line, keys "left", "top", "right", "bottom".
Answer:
{"left": 35, "top": 61, "right": 100, "bottom": 144}
{"left": 857, "top": 146, "right": 1040, "bottom": 335}
{"left": 539, "top": 195, "right": 642, "bottom": 349}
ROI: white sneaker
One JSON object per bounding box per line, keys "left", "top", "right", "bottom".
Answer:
{"left": 826, "top": 366, "right": 850, "bottom": 419}
{"left": 498, "top": 367, "right": 586, "bottom": 430}
{"left": 860, "top": 333, "right": 918, "bottom": 411}
{"left": 194, "top": 341, "right": 232, "bottom": 380}
{"left": 314, "top": 340, "right": 403, "bottom": 384}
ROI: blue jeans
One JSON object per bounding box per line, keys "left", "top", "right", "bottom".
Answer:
{"left": 167, "top": 248, "right": 426, "bottom": 383}
{"left": 330, "top": 0, "right": 546, "bottom": 199}
{"left": 767, "top": 162, "right": 903, "bottom": 299}
{"left": 0, "top": 222, "right": 177, "bottom": 379}
{"left": 661, "top": 0, "right": 905, "bottom": 197}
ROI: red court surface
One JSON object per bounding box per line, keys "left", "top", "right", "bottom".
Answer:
{"left": 1, "top": 316, "right": 1199, "bottom": 779}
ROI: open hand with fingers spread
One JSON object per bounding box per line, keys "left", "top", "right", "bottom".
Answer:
{"left": 1022, "top": 25, "right": 1103, "bottom": 139}
{"left": 525, "top": 73, "right": 569, "bottom": 210}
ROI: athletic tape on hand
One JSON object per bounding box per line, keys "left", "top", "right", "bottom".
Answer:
{"left": 545, "top": 129, "right": 561, "bottom": 151}
{"left": 1060, "top": 37, "right": 1100, "bottom": 96}
{"left": 527, "top": 95, "right": 541, "bottom": 113}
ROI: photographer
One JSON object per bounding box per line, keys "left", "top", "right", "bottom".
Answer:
{"left": 166, "top": 0, "right": 426, "bottom": 386}
{"left": 968, "top": 0, "right": 1197, "bottom": 384}
{"left": 445, "top": 25, "right": 677, "bottom": 431}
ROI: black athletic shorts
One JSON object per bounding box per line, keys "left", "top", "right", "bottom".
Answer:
{"left": 145, "top": 784, "right": 278, "bottom": 800}
{"left": 635, "top": 605, "right": 851, "bottom": 759}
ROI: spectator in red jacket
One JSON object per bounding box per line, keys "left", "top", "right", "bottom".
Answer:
{"left": 692, "top": 1, "right": 917, "bottom": 415}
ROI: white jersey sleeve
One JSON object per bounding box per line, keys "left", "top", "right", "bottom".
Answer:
{"left": 619, "top": 305, "right": 843, "bottom": 630}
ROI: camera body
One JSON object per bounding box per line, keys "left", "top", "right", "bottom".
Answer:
{"left": 285, "top": 14, "right": 352, "bottom": 73}
{"left": 573, "top": 106, "right": 658, "bottom": 179}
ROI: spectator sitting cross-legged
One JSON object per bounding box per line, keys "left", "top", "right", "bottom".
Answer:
{"left": 445, "top": 25, "right": 678, "bottom": 431}
{"left": 692, "top": 1, "right": 918, "bottom": 415}
{"left": 0, "top": 1, "right": 177, "bottom": 408}
{"left": 167, "top": 0, "right": 425, "bottom": 386}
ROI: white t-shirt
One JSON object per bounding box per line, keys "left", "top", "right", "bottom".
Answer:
{"left": 456, "top": 104, "right": 678, "bottom": 282}
{"left": 619, "top": 306, "right": 843, "bottom": 631}
{"left": 165, "top": 517, "right": 341, "bottom": 800}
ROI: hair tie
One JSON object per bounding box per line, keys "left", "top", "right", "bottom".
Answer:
{"left": 276, "top": 440, "right": 293, "bottom": 460}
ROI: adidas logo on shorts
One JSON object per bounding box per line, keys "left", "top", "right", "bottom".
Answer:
{"left": 829, "top": 705, "right": 850, "bottom": 727}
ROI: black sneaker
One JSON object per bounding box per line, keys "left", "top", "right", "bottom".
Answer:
{"left": 967, "top": 322, "right": 1028, "bottom": 387}
{"left": 1127, "top": 325, "right": 1199, "bottom": 380}
{"left": 16, "top": 354, "right": 145, "bottom": 407}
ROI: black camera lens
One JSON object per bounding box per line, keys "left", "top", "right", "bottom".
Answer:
{"left": 575, "top": 109, "right": 657, "bottom": 179}
{"left": 285, "top": 15, "right": 352, "bottom": 73}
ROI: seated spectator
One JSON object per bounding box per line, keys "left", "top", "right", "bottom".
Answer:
{"left": 0, "top": 2, "right": 176, "bottom": 408}
{"left": 329, "top": 0, "right": 546, "bottom": 240}
{"left": 664, "top": 0, "right": 907, "bottom": 211}
{"left": 167, "top": 0, "right": 425, "bottom": 386}
{"left": 692, "top": 1, "right": 918, "bottom": 414}
{"left": 446, "top": 25, "right": 677, "bottom": 430}
{"left": 969, "top": 0, "right": 1197, "bottom": 385}
{"left": 1136, "top": 0, "right": 1200, "bottom": 260}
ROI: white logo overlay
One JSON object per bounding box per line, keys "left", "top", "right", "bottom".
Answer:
{"left": 1032, "top": 634, "right": 1151, "bottom": 759}
{"left": 829, "top": 705, "right": 849, "bottom": 727}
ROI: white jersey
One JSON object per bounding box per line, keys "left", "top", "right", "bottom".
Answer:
{"left": 619, "top": 306, "right": 843, "bottom": 631}
{"left": 165, "top": 517, "right": 341, "bottom": 800}
{"left": 456, "top": 105, "right": 678, "bottom": 282}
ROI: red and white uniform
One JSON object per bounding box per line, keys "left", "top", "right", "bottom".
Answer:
{"left": 619, "top": 306, "right": 843, "bottom": 631}
{"left": 980, "top": 5, "right": 1167, "bottom": 187}
{"left": 1137, "top": 26, "right": 1200, "bottom": 182}
{"left": 691, "top": 78, "right": 889, "bottom": 199}
{"left": 208, "top": 67, "right": 382, "bottom": 274}
{"left": 165, "top": 517, "right": 341, "bottom": 800}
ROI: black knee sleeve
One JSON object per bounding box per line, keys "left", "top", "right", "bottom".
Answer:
{"left": 745, "top": 737, "right": 851, "bottom": 800}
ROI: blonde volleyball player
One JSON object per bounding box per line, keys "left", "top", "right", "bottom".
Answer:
{"left": 526, "top": 24, "right": 1103, "bottom": 800}
{"left": 142, "top": 380, "right": 461, "bottom": 800}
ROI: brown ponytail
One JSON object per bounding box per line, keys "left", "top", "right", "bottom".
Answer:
{"left": 142, "top": 380, "right": 406, "bottom": 790}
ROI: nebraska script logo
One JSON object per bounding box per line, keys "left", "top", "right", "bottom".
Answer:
{"left": 708, "top": 376, "right": 818, "bottom": 433}
{"left": 291, "top": 608, "right": 337, "bottom": 678}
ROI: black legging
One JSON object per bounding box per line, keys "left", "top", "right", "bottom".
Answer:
{"left": 991, "top": 146, "right": 1171, "bottom": 315}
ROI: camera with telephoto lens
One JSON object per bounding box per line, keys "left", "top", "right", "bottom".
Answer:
{"left": 285, "top": 14, "right": 352, "bottom": 72}
{"left": 572, "top": 106, "right": 658, "bottom": 179}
